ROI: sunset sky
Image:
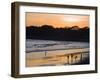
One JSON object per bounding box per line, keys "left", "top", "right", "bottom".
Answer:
{"left": 26, "top": 13, "right": 89, "bottom": 28}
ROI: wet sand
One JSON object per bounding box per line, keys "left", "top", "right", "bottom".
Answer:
{"left": 26, "top": 48, "right": 89, "bottom": 67}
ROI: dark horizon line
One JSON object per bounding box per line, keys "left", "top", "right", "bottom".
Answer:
{"left": 26, "top": 24, "right": 89, "bottom": 29}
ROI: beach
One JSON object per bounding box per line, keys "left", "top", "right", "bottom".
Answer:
{"left": 26, "top": 39, "right": 89, "bottom": 67}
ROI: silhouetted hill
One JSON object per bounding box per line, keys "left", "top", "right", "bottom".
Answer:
{"left": 26, "top": 25, "right": 89, "bottom": 42}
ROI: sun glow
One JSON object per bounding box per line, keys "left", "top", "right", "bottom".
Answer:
{"left": 63, "top": 17, "right": 81, "bottom": 22}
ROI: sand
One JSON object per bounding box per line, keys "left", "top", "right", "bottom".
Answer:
{"left": 26, "top": 48, "right": 89, "bottom": 67}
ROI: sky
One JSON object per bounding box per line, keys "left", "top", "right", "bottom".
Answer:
{"left": 26, "top": 12, "right": 89, "bottom": 28}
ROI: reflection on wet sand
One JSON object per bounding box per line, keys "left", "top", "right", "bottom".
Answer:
{"left": 26, "top": 48, "right": 89, "bottom": 67}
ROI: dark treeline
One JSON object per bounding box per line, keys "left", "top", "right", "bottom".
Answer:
{"left": 26, "top": 25, "right": 89, "bottom": 42}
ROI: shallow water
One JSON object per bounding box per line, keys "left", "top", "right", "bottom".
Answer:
{"left": 26, "top": 39, "right": 89, "bottom": 53}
